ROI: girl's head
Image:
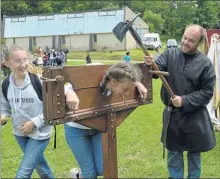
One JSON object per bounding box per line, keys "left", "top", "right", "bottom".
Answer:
{"left": 4, "top": 44, "right": 41, "bottom": 76}
{"left": 102, "top": 62, "right": 141, "bottom": 96}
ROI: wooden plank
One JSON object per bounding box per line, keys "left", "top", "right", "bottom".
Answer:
{"left": 102, "top": 113, "right": 118, "bottom": 178}
{"left": 43, "top": 68, "right": 54, "bottom": 121}
{"left": 63, "top": 65, "right": 110, "bottom": 89}
{"left": 51, "top": 68, "right": 65, "bottom": 119}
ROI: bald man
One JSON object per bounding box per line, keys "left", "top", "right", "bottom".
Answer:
{"left": 145, "top": 24, "right": 216, "bottom": 178}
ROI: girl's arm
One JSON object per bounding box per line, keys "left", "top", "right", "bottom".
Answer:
{"left": 0, "top": 88, "right": 11, "bottom": 125}
{"left": 134, "top": 82, "right": 148, "bottom": 100}
{"left": 31, "top": 82, "right": 79, "bottom": 130}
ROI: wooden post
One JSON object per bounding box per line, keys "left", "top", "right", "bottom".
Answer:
{"left": 102, "top": 113, "right": 118, "bottom": 178}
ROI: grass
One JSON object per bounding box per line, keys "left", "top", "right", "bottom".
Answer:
{"left": 1, "top": 75, "right": 220, "bottom": 178}
{"left": 66, "top": 38, "right": 205, "bottom": 62}
{"left": 1, "top": 42, "right": 217, "bottom": 178}
{"left": 67, "top": 44, "right": 167, "bottom": 62}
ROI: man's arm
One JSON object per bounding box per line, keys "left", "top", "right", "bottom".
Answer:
{"left": 181, "top": 62, "right": 216, "bottom": 113}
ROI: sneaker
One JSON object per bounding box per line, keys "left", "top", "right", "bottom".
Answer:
{"left": 69, "top": 168, "right": 82, "bottom": 179}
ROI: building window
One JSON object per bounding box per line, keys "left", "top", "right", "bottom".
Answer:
{"left": 38, "top": 15, "right": 54, "bottom": 21}
{"left": 98, "top": 12, "right": 107, "bottom": 16}
{"left": 12, "top": 17, "right": 26, "bottom": 22}
{"left": 38, "top": 16, "right": 46, "bottom": 20}
{"left": 98, "top": 11, "right": 116, "bottom": 16}
{"left": 67, "top": 13, "right": 84, "bottom": 18}
{"left": 107, "top": 11, "right": 116, "bottom": 16}
{"left": 67, "top": 14, "right": 75, "bottom": 18}
{"left": 46, "top": 15, "right": 54, "bottom": 20}
{"left": 11, "top": 18, "right": 19, "bottom": 22}
{"left": 75, "top": 13, "right": 84, "bottom": 18}
{"left": 19, "top": 17, "right": 26, "bottom": 22}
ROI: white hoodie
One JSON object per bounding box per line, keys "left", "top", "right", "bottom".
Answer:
{"left": 1, "top": 72, "right": 52, "bottom": 140}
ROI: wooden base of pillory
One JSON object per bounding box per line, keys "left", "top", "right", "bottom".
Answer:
{"left": 42, "top": 63, "right": 153, "bottom": 178}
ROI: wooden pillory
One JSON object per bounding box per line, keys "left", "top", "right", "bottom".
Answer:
{"left": 42, "top": 63, "right": 153, "bottom": 178}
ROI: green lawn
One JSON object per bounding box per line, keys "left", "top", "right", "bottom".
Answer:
{"left": 66, "top": 39, "right": 205, "bottom": 62}
{"left": 2, "top": 77, "right": 220, "bottom": 178}
{"left": 67, "top": 45, "right": 166, "bottom": 62}
{"left": 1, "top": 44, "right": 218, "bottom": 178}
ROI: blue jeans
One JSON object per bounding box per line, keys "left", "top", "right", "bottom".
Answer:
{"left": 64, "top": 124, "right": 103, "bottom": 178}
{"left": 168, "top": 150, "right": 201, "bottom": 179}
{"left": 15, "top": 135, "right": 54, "bottom": 179}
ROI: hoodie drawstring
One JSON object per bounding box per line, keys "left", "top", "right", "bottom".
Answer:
{"left": 12, "top": 83, "right": 18, "bottom": 118}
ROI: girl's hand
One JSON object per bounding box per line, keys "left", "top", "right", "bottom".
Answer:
{"left": 65, "top": 90, "right": 80, "bottom": 110}
{"left": 134, "top": 82, "right": 148, "bottom": 101}
{"left": 20, "top": 121, "right": 35, "bottom": 135}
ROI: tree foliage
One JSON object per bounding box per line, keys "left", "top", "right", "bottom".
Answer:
{"left": 1, "top": 0, "right": 220, "bottom": 36}
{"left": 143, "top": 11, "right": 165, "bottom": 33}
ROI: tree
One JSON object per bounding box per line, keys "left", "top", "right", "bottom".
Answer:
{"left": 143, "top": 10, "right": 165, "bottom": 33}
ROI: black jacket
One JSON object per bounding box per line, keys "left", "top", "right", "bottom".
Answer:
{"left": 156, "top": 48, "right": 216, "bottom": 152}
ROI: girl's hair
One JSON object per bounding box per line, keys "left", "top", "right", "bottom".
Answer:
{"left": 102, "top": 62, "right": 142, "bottom": 87}
{"left": 3, "top": 44, "right": 42, "bottom": 75}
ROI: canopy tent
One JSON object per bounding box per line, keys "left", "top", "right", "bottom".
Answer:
{"left": 206, "top": 33, "right": 220, "bottom": 126}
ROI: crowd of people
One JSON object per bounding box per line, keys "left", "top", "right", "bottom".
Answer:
{"left": 1, "top": 24, "right": 219, "bottom": 179}
{"left": 33, "top": 47, "right": 69, "bottom": 67}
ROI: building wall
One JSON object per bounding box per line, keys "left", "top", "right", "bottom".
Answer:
{"left": 66, "top": 34, "right": 90, "bottom": 51}
{"left": 3, "top": 9, "right": 124, "bottom": 38}
{"left": 15, "top": 38, "right": 29, "bottom": 50}
{"left": 3, "top": 7, "right": 147, "bottom": 51}
{"left": 96, "top": 33, "right": 125, "bottom": 51}
{"left": 37, "top": 36, "right": 52, "bottom": 51}
{"left": 5, "top": 37, "right": 29, "bottom": 50}
{"left": 5, "top": 38, "right": 14, "bottom": 48}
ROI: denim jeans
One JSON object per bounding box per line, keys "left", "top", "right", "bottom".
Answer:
{"left": 15, "top": 135, "right": 54, "bottom": 179}
{"left": 168, "top": 150, "right": 201, "bottom": 179}
{"left": 64, "top": 124, "right": 103, "bottom": 178}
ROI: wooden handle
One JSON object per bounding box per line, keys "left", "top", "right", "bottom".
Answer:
{"left": 128, "top": 27, "right": 175, "bottom": 98}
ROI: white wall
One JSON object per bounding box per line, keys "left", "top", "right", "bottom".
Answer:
{"left": 97, "top": 33, "right": 125, "bottom": 51}
{"left": 37, "top": 36, "right": 52, "bottom": 51}
{"left": 66, "top": 34, "right": 90, "bottom": 51}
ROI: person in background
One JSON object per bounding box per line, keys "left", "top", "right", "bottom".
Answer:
{"left": 1, "top": 49, "right": 11, "bottom": 77}
{"left": 123, "top": 51, "right": 131, "bottom": 63}
{"left": 36, "top": 47, "right": 44, "bottom": 57}
{"left": 86, "top": 50, "right": 92, "bottom": 64}
{"left": 144, "top": 24, "right": 216, "bottom": 179}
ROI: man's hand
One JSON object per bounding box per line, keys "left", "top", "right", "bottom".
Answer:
{"left": 1, "top": 114, "right": 9, "bottom": 125}
{"left": 20, "top": 121, "right": 35, "bottom": 135}
{"left": 134, "top": 82, "right": 148, "bottom": 101}
{"left": 66, "top": 90, "right": 80, "bottom": 110}
{"left": 144, "top": 55, "right": 154, "bottom": 65}
{"left": 171, "top": 95, "right": 183, "bottom": 107}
